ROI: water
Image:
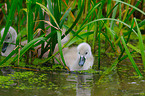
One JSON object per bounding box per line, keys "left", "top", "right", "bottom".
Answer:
{"left": 0, "top": 59, "right": 145, "bottom": 96}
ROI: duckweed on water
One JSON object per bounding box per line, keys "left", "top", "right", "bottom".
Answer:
{"left": 0, "top": 76, "right": 15, "bottom": 88}
{"left": 0, "top": 71, "right": 57, "bottom": 90}
{"left": 74, "top": 69, "right": 101, "bottom": 74}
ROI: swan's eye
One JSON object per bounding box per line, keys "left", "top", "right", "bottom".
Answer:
{"left": 85, "top": 52, "right": 88, "bottom": 55}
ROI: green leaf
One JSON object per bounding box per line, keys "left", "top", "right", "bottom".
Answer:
{"left": 66, "top": 32, "right": 94, "bottom": 47}
{"left": 65, "top": 0, "right": 85, "bottom": 36}
{"left": 57, "top": 31, "right": 67, "bottom": 67}
{"left": 121, "top": 36, "right": 142, "bottom": 77}
{"left": 59, "top": 8, "right": 71, "bottom": 28}
{"left": 77, "top": 18, "right": 138, "bottom": 37}
{"left": 134, "top": 18, "right": 145, "bottom": 68}
{"left": 36, "top": 2, "right": 60, "bottom": 29}
{"left": 1, "top": 0, "right": 17, "bottom": 44}
{"left": 80, "top": 2, "right": 101, "bottom": 27}
{"left": 12, "top": 37, "right": 46, "bottom": 62}
{"left": 0, "top": 46, "right": 19, "bottom": 65}
{"left": 27, "top": 0, "right": 34, "bottom": 42}
{"left": 127, "top": 43, "right": 141, "bottom": 54}
{"left": 113, "top": 0, "right": 145, "bottom": 15}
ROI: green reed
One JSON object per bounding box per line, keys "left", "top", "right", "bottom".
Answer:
{"left": 0, "top": 0, "right": 145, "bottom": 77}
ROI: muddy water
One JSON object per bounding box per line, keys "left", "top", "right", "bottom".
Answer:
{"left": 0, "top": 59, "right": 145, "bottom": 96}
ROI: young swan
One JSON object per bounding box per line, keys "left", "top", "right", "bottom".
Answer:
{"left": 63, "top": 43, "right": 94, "bottom": 71}
{"left": 1, "top": 27, "right": 69, "bottom": 58}
{"left": 1, "top": 27, "right": 17, "bottom": 56}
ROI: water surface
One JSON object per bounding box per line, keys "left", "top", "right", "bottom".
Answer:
{"left": 0, "top": 59, "right": 145, "bottom": 96}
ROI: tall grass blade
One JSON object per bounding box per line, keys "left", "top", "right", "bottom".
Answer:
{"left": 80, "top": 2, "right": 101, "bottom": 27}
{"left": 122, "top": 0, "right": 131, "bottom": 23}
{"left": 1, "top": 0, "right": 17, "bottom": 44}
{"left": 37, "top": 0, "right": 45, "bottom": 57}
{"left": 118, "top": 2, "right": 121, "bottom": 27}
{"left": 101, "top": 32, "right": 115, "bottom": 52}
{"left": 59, "top": 8, "right": 71, "bottom": 28}
{"left": 6, "top": 0, "right": 10, "bottom": 14}
{"left": 110, "top": 2, "right": 118, "bottom": 30}
{"left": 57, "top": 31, "right": 69, "bottom": 71}
{"left": 12, "top": 37, "right": 46, "bottom": 63}
{"left": 118, "top": 19, "right": 145, "bottom": 62}
{"left": 127, "top": 43, "right": 141, "bottom": 54}
{"left": 66, "top": 32, "right": 94, "bottom": 47}
{"left": 36, "top": 2, "right": 60, "bottom": 29}
{"left": 124, "top": 0, "right": 142, "bottom": 22}
{"left": 134, "top": 18, "right": 145, "bottom": 68}
{"left": 121, "top": 36, "right": 142, "bottom": 77}
{"left": 78, "top": 18, "right": 137, "bottom": 36}
{"left": 119, "top": 50, "right": 136, "bottom": 61}
{"left": 98, "top": 30, "right": 101, "bottom": 70}
{"left": 104, "top": 24, "right": 115, "bottom": 42}
{"left": 65, "top": 0, "right": 85, "bottom": 35}
{"left": 106, "top": 0, "right": 111, "bottom": 17}
{"left": 0, "top": 46, "right": 19, "bottom": 65}
{"left": 113, "top": 0, "right": 145, "bottom": 15}
{"left": 47, "top": 0, "right": 53, "bottom": 13}
{"left": 27, "top": 0, "right": 34, "bottom": 43}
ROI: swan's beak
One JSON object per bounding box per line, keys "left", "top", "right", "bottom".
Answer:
{"left": 2, "top": 42, "right": 8, "bottom": 53}
{"left": 78, "top": 56, "right": 86, "bottom": 66}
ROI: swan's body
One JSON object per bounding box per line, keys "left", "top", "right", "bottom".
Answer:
{"left": 59, "top": 43, "right": 94, "bottom": 71}
{"left": 1, "top": 26, "right": 17, "bottom": 56}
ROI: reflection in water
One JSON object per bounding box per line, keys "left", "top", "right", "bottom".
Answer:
{"left": 0, "top": 68, "right": 145, "bottom": 96}
{"left": 67, "top": 73, "right": 93, "bottom": 96}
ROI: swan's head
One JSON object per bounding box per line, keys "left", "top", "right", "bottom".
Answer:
{"left": 1, "top": 26, "right": 17, "bottom": 53}
{"left": 77, "top": 43, "right": 92, "bottom": 66}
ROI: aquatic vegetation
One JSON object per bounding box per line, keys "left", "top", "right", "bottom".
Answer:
{"left": 0, "top": 71, "right": 58, "bottom": 90}
{"left": 0, "top": 76, "right": 15, "bottom": 88}
{"left": 0, "top": 0, "right": 145, "bottom": 78}
{"left": 73, "top": 69, "right": 100, "bottom": 74}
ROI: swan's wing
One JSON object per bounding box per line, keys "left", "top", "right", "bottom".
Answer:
{"left": 63, "top": 47, "right": 78, "bottom": 68}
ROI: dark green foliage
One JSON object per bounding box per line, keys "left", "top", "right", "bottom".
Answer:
{"left": 0, "top": 0, "right": 145, "bottom": 77}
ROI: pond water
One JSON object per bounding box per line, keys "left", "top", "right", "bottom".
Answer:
{"left": 0, "top": 58, "right": 145, "bottom": 96}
